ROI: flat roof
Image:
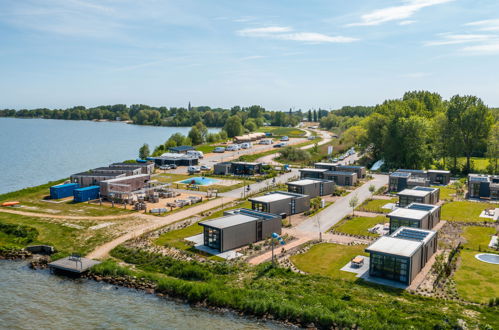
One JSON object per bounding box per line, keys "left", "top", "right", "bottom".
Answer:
{"left": 112, "top": 162, "right": 151, "bottom": 166}
{"left": 199, "top": 213, "right": 257, "bottom": 229}
{"left": 388, "top": 208, "right": 428, "bottom": 220}
{"left": 366, "top": 236, "right": 422, "bottom": 257}
{"left": 101, "top": 174, "right": 150, "bottom": 184}
{"left": 299, "top": 168, "right": 328, "bottom": 173}
{"left": 413, "top": 186, "right": 438, "bottom": 192}
{"left": 397, "top": 189, "right": 430, "bottom": 197}
{"left": 314, "top": 162, "right": 337, "bottom": 166}
{"left": 336, "top": 165, "right": 364, "bottom": 169}
{"left": 427, "top": 169, "right": 450, "bottom": 174}
{"left": 390, "top": 171, "right": 411, "bottom": 178}
{"left": 249, "top": 193, "right": 294, "bottom": 203}
{"left": 287, "top": 179, "right": 330, "bottom": 186}
{"left": 231, "top": 161, "right": 262, "bottom": 166}
{"left": 71, "top": 172, "right": 123, "bottom": 177}
{"left": 325, "top": 170, "right": 356, "bottom": 176}
{"left": 407, "top": 203, "right": 440, "bottom": 213}
{"left": 397, "top": 169, "right": 426, "bottom": 174}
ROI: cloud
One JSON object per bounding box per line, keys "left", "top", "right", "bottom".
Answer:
{"left": 461, "top": 42, "right": 499, "bottom": 54}
{"left": 465, "top": 19, "right": 499, "bottom": 32}
{"left": 425, "top": 33, "right": 496, "bottom": 46}
{"left": 347, "top": 0, "right": 453, "bottom": 27}
{"left": 399, "top": 20, "right": 416, "bottom": 25}
{"left": 237, "top": 26, "right": 358, "bottom": 43}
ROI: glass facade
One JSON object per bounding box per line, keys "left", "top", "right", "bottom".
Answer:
{"left": 389, "top": 217, "right": 420, "bottom": 234}
{"left": 204, "top": 227, "right": 221, "bottom": 251}
{"left": 398, "top": 195, "right": 423, "bottom": 207}
{"left": 252, "top": 202, "right": 268, "bottom": 213}
{"left": 369, "top": 252, "right": 410, "bottom": 284}
{"left": 288, "top": 185, "right": 303, "bottom": 194}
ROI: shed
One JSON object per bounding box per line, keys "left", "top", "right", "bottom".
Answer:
{"left": 287, "top": 178, "right": 335, "bottom": 197}
{"left": 249, "top": 191, "right": 310, "bottom": 216}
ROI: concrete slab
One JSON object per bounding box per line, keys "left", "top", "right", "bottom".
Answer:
{"left": 382, "top": 203, "right": 396, "bottom": 210}
{"left": 340, "top": 255, "right": 370, "bottom": 275}
{"left": 49, "top": 256, "right": 101, "bottom": 274}
{"left": 185, "top": 234, "right": 204, "bottom": 245}
{"left": 479, "top": 210, "right": 495, "bottom": 219}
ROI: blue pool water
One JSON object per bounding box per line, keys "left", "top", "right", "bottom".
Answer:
{"left": 180, "top": 177, "right": 220, "bottom": 185}
{"left": 475, "top": 253, "right": 499, "bottom": 264}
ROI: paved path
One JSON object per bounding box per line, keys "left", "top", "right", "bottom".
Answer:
{"left": 86, "top": 197, "right": 236, "bottom": 259}
{"left": 296, "top": 174, "right": 389, "bottom": 233}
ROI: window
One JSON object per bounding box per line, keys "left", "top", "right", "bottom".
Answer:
{"left": 370, "top": 253, "right": 410, "bottom": 284}
{"left": 204, "top": 227, "right": 221, "bottom": 251}
{"left": 389, "top": 218, "right": 420, "bottom": 233}
{"left": 252, "top": 202, "right": 267, "bottom": 212}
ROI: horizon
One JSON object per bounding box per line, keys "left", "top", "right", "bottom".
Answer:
{"left": 1, "top": 0, "right": 499, "bottom": 110}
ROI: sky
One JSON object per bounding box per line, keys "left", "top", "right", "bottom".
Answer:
{"left": 1, "top": 0, "right": 499, "bottom": 110}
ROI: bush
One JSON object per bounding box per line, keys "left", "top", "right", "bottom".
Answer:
{"left": 279, "top": 146, "right": 311, "bottom": 162}
{"left": 0, "top": 222, "right": 38, "bottom": 244}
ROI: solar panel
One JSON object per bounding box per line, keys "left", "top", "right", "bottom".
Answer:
{"left": 413, "top": 186, "right": 435, "bottom": 191}
{"left": 393, "top": 228, "right": 430, "bottom": 241}
{"left": 407, "top": 204, "right": 433, "bottom": 211}
{"left": 391, "top": 172, "right": 411, "bottom": 177}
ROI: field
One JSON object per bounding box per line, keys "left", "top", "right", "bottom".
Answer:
{"left": 356, "top": 198, "right": 397, "bottom": 213}
{"left": 453, "top": 249, "right": 499, "bottom": 304}
{"left": 290, "top": 243, "right": 368, "bottom": 280}
{"left": 441, "top": 201, "right": 497, "bottom": 222}
{"left": 432, "top": 185, "right": 457, "bottom": 201}
{"left": 256, "top": 126, "right": 305, "bottom": 137}
{"left": 331, "top": 216, "right": 387, "bottom": 237}
{"left": 461, "top": 226, "right": 497, "bottom": 252}
{"left": 436, "top": 157, "right": 491, "bottom": 172}
{"left": 0, "top": 181, "right": 132, "bottom": 217}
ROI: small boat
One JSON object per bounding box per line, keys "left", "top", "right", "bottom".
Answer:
{"left": 1, "top": 201, "right": 20, "bottom": 207}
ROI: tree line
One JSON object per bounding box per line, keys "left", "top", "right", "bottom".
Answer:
{"left": 325, "top": 91, "right": 497, "bottom": 174}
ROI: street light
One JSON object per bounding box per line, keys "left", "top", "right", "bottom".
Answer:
{"left": 288, "top": 202, "right": 293, "bottom": 227}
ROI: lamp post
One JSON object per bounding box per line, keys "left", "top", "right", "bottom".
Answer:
{"left": 288, "top": 202, "right": 293, "bottom": 227}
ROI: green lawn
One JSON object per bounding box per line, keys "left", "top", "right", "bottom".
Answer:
{"left": 195, "top": 144, "right": 226, "bottom": 154}
{"left": 441, "top": 201, "right": 497, "bottom": 222}
{"left": 453, "top": 250, "right": 499, "bottom": 304}
{"left": 462, "top": 226, "right": 497, "bottom": 252}
{"left": 432, "top": 186, "right": 456, "bottom": 201}
{"left": 356, "top": 198, "right": 397, "bottom": 213}
{"left": 256, "top": 126, "right": 305, "bottom": 137}
{"left": 436, "top": 157, "right": 490, "bottom": 172}
{"left": 290, "top": 243, "right": 368, "bottom": 280}
{"left": 0, "top": 180, "right": 132, "bottom": 217}
{"left": 331, "top": 216, "right": 387, "bottom": 237}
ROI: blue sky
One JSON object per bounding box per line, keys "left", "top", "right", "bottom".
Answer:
{"left": 1, "top": 0, "right": 499, "bottom": 110}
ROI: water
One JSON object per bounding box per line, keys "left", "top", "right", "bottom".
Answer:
{"left": 0, "top": 261, "right": 283, "bottom": 330}
{"left": 0, "top": 118, "right": 218, "bottom": 194}
{"left": 475, "top": 253, "right": 499, "bottom": 264}
{"left": 179, "top": 177, "right": 220, "bottom": 185}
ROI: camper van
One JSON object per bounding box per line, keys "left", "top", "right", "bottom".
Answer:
{"left": 186, "top": 150, "right": 204, "bottom": 159}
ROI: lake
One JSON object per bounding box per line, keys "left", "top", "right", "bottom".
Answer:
{"left": 0, "top": 118, "right": 217, "bottom": 194}
{"left": 0, "top": 261, "right": 283, "bottom": 330}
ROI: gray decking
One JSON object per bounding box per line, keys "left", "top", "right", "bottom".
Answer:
{"left": 49, "top": 256, "right": 101, "bottom": 274}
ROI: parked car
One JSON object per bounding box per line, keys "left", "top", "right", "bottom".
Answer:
{"left": 259, "top": 139, "right": 273, "bottom": 145}
{"left": 169, "top": 164, "right": 178, "bottom": 169}
{"left": 200, "top": 165, "right": 212, "bottom": 171}
{"left": 226, "top": 144, "right": 239, "bottom": 151}
{"left": 332, "top": 158, "right": 339, "bottom": 162}
{"left": 187, "top": 166, "right": 201, "bottom": 174}
{"left": 159, "top": 165, "right": 171, "bottom": 170}
{"left": 273, "top": 142, "right": 287, "bottom": 148}
{"left": 241, "top": 142, "right": 252, "bottom": 149}
{"left": 213, "top": 147, "right": 226, "bottom": 153}
{"left": 280, "top": 136, "right": 289, "bottom": 141}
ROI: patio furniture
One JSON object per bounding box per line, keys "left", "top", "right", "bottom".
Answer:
{"left": 351, "top": 256, "right": 364, "bottom": 268}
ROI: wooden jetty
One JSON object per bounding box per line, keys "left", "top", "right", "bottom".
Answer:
{"left": 48, "top": 255, "right": 101, "bottom": 275}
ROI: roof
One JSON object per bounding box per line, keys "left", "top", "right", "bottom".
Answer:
{"left": 391, "top": 227, "right": 436, "bottom": 244}
{"left": 168, "top": 145, "right": 195, "bottom": 152}
{"left": 224, "top": 208, "right": 278, "bottom": 220}
{"left": 199, "top": 213, "right": 257, "bottom": 229}
{"left": 390, "top": 171, "right": 411, "bottom": 178}
{"left": 299, "top": 168, "right": 328, "bottom": 173}
{"left": 325, "top": 170, "right": 356, "bottom": 176}
{"left": 336, "top": 165, "right": 364, "bottom": 170}
{"left": 232, "top": 161, "right": 262, "bottom": 166}
{"left": 365, "top": 236, "right": 422, "bottom": 257}
{"left": 51, "top": 183, "right": 79, "bottom": 188}
{"left": 388, "top": 208, "right": 428, "bottom": 220}
{"left": 71, "top": 172, "right": 124, "bottom": 177}
{"left": 101, "top": 174, "right": 150, "bottom": 184}
{"left": 397, "top": 169, "right": 426, "bottom": 174}
{"left": 413, "top": 186, "right": 438, "bottom": 192}
{"left": 287, "top": 179, "right": 332, "bottom": 186}
{"left": 156, "top": 153, "right": 198, "bottom": 160}
{"left": 397, "top": 189, "right": 431, "bottom": 197}
{"left": 249, "top": 193, "right": 294, "bottom": 203}
{"left": 314, "top": 162, "right": 337, "bottom": 167}
{"left": 74, "top": 185, "right": 100, "bottom": 191}
{"left": 427, "top": 169, "right": 450, "bottom": 174}
{"left": 112, "top": 162, "right": 152, "bottom": 167}
{"left": 468, "top": 174, "right": 490, "bottom": 182}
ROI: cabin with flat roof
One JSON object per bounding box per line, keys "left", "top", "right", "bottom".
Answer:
{"left": 387, "top": 203, "right": 440, "bottom": 234}
{"left": 168, "top": 145, "right": 195, "bottom": 154}
{"left": 99, "top": 174, "right": 151, "bottom": 198}
{"left": 365, "top": 227, "right": 438, "bottom": 285}
{"left": 323, "top": 170, "right": 357, "bottom": 186}
{"left": 249, "top": 191, "right": 310, "bottom": 216}
{"left": 427, "top": 170, "right": 451, "bottom": 185}
{"left": 198, "top": 208, "right": 281, "bottom": 252}
{"left": 286, "top": 179, "right": 335, "bottom": 197}
{"left": 314, "top": 162, "right": 337, "bottom": 171}
{"left": 299, "top": 168, "right": 328, "bottom": 180}
{"left": 335, "top": 165, "right": 367, "bottom": 179}
{"left": 110, "top": 162, "right": 154, "bottom": 175}
{"left": 148, "top": 153, "right": 199, "bottom": 166}
{"left": 468, "top": 174, "right": 499, "bottom": 200}
{"left": 397, "top": 186, "right": 439, "bottom": 207}
{"left": 231, "top": 162, "right": 263, "bottom": 175}
{"left": 70, "top": 172, "right": 125, "bottom": 188}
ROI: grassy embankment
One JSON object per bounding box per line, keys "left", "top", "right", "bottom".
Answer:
{"left": 256, "top": 126, "right": 306, "bottom": 138}
{"left": 89, "top": 244, "right": 499, "bottom": 329}
{"left": 238, "top": 137, "right": 322, "bottom": 163}
{"left": 356, "top": 198, "right": 397, "bottom": 213}
{"left": 441, "top": 201, "right": 498, "bottom": 222}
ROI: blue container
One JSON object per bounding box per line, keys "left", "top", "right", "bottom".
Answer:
{"left": 265, "top": 132, "right": 272, "bottom": 137}
{"left": 136, "top": 158, "right": 147, "bottom": 163}
{"left": 73, "top": 186, "right": 100, "bottom": 203}
{"left": 50, "top": 183, "right": 80, "bottom": 199}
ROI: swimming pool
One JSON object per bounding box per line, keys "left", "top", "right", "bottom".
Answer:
{"left": 475, "top": 253, "right": 499, "bottom": 265}
{"left": 179, "top": 177, "right": 220, "bottom": 186}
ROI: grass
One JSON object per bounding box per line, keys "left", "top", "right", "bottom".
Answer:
{"left": 356, "top": 198, "right": 397, "bottom": 213}
{"left": 290, "top": 243, "right": 368, "bottom": 280}
{"left": 437, "top": 157, "right": 491, "bottom": 172}
{"left": 256, "top": 126, "right": 305, "bottom": 137}
{"left": 453, "top": 249, "right": 499, "bottom": 304}
{"left": 195, "top": 144, "right": 226, "bottom": 154}
{"left": 238, "top": 138, "right": 321, "bottom": 163}
{"left": 0, "top": 212, "right": 111, "bottom": 257}
{"left": 155, "top": 173, "right": 249, "bottom": 193}
{"left": 461, "top": 226, "right": 498, "bottom": 253}
{"left": 441, "top": 201, "right": 498, "bottom": 222}
{"left": 432, "top": 185, "right": 457, "bottom": 201}
{"left": 331, "top": 216, "right": 387, "bottom": 237}
{"left": 0, "top": 180, "right": 132, "bottom": 217}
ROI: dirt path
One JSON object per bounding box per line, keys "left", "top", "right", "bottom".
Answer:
{"left": 86, "top": 197, "right": 236, "bottom": 259}
{"left": 0, "top": 208, "right": 136, "bottom": 220}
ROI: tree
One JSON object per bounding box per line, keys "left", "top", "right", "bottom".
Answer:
{"left": 486, "top": 124, "right": 499, "bottom": 174}
{"left": 349, "top": 195, "right": 359, "bottom": 216}
{"left": 139, "top": 143, "right": 150, "bottom": 159}
{"left": 369, "top": 184, "right": 376, "bottom": 195}
{"left": 224, "top": 115, "right": 244, "bottom": 137}
{"left": 244, "top": 118, "right": 257, "bottom": 132}
{"left": 308, "top": 110, "right": 312, "bottom": 122}
{"left": 279, "top": 147, "right": 311, "bottom": 162}
{"left": 313, "top": 110, "right": 317, "bottom": 122}
{"left": 188, "top": 126, "right": 203, "bottom": 145}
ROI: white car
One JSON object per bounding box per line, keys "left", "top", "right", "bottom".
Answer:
{"left": 187, "top": 166, "right": 201, "bottom": 174}
{"left": 213, "top": 147, "right": 226, "bottom": 153}
{"left": 241, "top": 142, "right": 252, "bottom": 149}
{"left": 186, "top": 150, "right": 204, "bottom": 159}
{"left": 200, "top": 165, "right": 212, "bottom": 171}
{"left": 226, "top": 144, "right": 239, "bottom": 151}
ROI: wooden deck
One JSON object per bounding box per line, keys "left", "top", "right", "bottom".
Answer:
{"left": 48, "top": 256, "right": 101, "bottom": 274}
